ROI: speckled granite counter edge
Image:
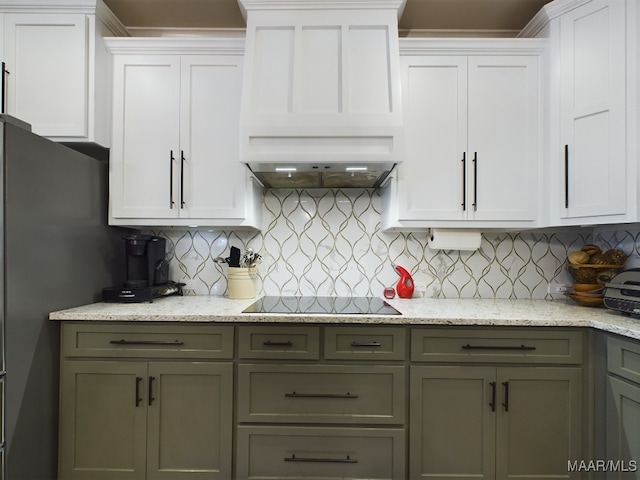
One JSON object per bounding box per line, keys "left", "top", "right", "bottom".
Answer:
{"left": 49, "top": 296, "right": 640, "bottom": 342}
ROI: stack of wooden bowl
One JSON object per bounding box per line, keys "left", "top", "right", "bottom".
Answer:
{"left": 566, "top": 244, "right": 626, "bottom": 307}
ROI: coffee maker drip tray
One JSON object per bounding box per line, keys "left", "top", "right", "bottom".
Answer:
{"left": 102, "top": 281, "right": 185, "bottom": 303}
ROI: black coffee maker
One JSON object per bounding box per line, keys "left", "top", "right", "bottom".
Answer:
{"left": 103, "top": 235, "right": 182, "bottom": 302}
{"left": 123, "top": 234, "right": 169, "bottom": 288}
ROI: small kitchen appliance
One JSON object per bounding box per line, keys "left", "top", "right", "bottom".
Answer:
{"left": 122, "top": 234, "right": 168, "bottom": 288}
{"left": 604, "top": 269, "right": 640, "bottom": 316}
{"left": 102, "top": 235, "right": 183, "bottom": 302}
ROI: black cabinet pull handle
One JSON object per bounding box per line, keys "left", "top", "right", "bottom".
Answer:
{"left": 148, "top": 376, "right": 155, "bottom": 406}
{"left": 169, "top": 150, "right": 175, "bottom": 209}
{"left": 110, "top": 339, "right": 184, "bottom": 346}
{"left": 135, "top": 377, "right": 143, "bottom": 407}
{"left": 284, "top": 454, "right": 358, "bottom": 464}
{"left": 461, "top": 152, "right": 467, "bottom": 211}
{"left": 180, "top": 150, "right": 185, "bottom": 208}
{"left": 1, "top": 62, "right": 9, "bottom": 114}
{"left": 564, "top": 144, "right": 569, "bottom": 208}
{"left": 461, "top": 344, "right": 536, "bottom": 351}
{"left": 350, "top": 341, "right": 381, "bottom": 347}
{"left": 263, "top": 340, "right": 293, "bottom": 347}
{"left": 502, "top": 381, "right": 509, "bottom": 412}
{"left": 472, "top": 152, "right": 478, "bottom": 211}
{"left": 285, "top": 391, "right": 358, "bottom": 399}
{"left": 490, "top": 381, "right": 496, "bottom": 412}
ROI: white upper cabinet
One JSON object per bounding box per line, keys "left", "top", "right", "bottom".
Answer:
{"left": 0, "top": 1, "right": 127, "bottom": 145}
{"left": 382, "top": 40, "right": 543, "bottom": 231}
{"left": 107, "top": 38, "right": 262, "bottom": 229}
{"left": 521, "top": 0, "right": 635, "bottom": 226}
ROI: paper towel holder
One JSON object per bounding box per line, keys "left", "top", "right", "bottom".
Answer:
{"left": 428, "top": 228, "right": 482, "bottom": 251}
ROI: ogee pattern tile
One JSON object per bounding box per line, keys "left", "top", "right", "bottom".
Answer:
{"left": 149, "top": 189, "right": 636, "bottom": 299}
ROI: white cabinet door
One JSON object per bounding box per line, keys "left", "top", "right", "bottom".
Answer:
{"left": 559, "top": 0, "right": 626, "bottom": 219}
{"left": 397, "top": 56, "right": 467, "bottom": 222}
{"left": 468, "top": 55, "right": 539, "bottom": 222}
{"left": 3, "top": 13, "right": 88, "bottom": 137}
{"left": 179, "top": 56, "right": 247, "bottom": 221}
{"left": 110, "top": 55, "right": 181, "bottom": 220}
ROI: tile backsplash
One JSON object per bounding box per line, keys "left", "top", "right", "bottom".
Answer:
{"left": 151, "top": 189, "right": 639, "bottom": 299}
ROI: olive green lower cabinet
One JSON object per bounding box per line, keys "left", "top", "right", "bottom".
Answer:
{"left": 57, "top": 323, "right": 234, "bottom": 480}
{"left": 410, "top": 328, "right": 584, "bottom": 480}
{"left": 605, "top": 335, "right": 640, "bottom": 479}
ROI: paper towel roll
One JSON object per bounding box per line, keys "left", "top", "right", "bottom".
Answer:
{"left": 428, "top": 228, "right": 482, "bottom": 251}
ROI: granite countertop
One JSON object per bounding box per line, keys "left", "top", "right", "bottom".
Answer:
{"left": 49, "top": 295, "right": 640, "bottom": 341}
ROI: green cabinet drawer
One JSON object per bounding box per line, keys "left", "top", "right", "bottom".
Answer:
{"left": 236, "top": 426, "right": 405, "bottom": 480}
{"left": 238, "top": 326, "right": 320, "bottom": 360}
{"left": 237, "top": 364, "right": 405, "bottom": 424}
{"left": 411, "top": 328, "right": 584, "bottom": 364}
{"left": 324, "top": 326, "right": 406, "bottom": 360}
{"left": 607, "top": 335, "right": 640, "bottom": 385}
{"left": 61, "top": 323, "right": 234, "bottom": 359}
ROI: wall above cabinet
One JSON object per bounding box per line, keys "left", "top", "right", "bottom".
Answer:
{"left": 102, "top": 0, "right": 551, "bottom": 37}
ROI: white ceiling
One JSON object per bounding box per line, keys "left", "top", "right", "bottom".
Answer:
{"left": 102, "top": 0, "right": 552, "bottom": 36}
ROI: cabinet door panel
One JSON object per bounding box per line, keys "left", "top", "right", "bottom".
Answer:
{"left": 180, "top": 56, "right": 247, "bottom": 220}
{"left": 559, "top": 0, "right": 626, "bottom": 219}
{"left": 58, "top": 361, "right": 147, "bottom": 480}
{"left": 110, "top": 55, "right": 181, "bottom": 219}
{"left": 146, "top": 362, "right": 233, "bottom": 480}
{"left": 496, "top": 367, "right": 583, "bottom": 480}
{"left": 398, "top": 56, "right": 467, "bottom": 221}
{"left": 4, "top": 14, "right": 87, "bottom": 137}
{"left": 409, "top": 366, "right": 495, "bottom": 480}
{"left": 468, "top": 55, "right": 539, "bottom": 221}
{"left": 605, "top": 376, "right": 640, "bottom": 480}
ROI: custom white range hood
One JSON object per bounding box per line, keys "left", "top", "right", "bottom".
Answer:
{"left": 238, "top": 0, "right": 406, "bottom": 188}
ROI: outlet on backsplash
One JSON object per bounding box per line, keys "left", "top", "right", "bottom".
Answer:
{"left": 547, "top": 282, "right": 569, "bottom": 295}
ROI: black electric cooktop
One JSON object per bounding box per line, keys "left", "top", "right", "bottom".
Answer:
{"left": 242, "top": 296, "right": 402, "bottom": 315}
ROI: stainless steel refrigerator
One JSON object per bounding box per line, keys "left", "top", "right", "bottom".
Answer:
{"left": 0, "top": 115, "right": 127, "bottom": 479}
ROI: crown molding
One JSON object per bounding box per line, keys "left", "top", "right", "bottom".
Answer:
{"left": 519, "top": 0, "right": 591, "bottom": 37}
{"left": 399, "top": 37, "right": 547, "bottom": 56}
{"left": 104, "top": 36, "right": 245, "bottom": 55}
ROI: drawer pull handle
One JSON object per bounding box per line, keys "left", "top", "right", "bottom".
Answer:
{"left": 285, "top": 454, "right": 358, "bottom": 464}
{"left": 263, "top": 341, "right": 293, "bottom": 347}
{"left": 351, "top": 341, "right": 381, "bottom": 347}
{"left": 461, "top": 344, "right": 536, "bottom": 351}
{"left": 110, "top": 340, "right": 184, "bottom": 346}
{"left": 285, "top": 391, "right": 358, "bottom": 399}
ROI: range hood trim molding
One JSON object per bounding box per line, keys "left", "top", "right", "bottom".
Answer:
{"left": 238, "top": 0, "right": 408, "bottom": 19}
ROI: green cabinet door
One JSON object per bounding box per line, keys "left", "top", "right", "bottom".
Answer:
{"left": 410, "top": 366, "right": 583, "bottom": 480}
{"left": 495, "top": 367, "right": 583, "bottom": 480}
{"left": 58, "top": 360, "right": 148, "bottom": 480}
{"left": 146, "top": 362, "right": 233, "bottom": 480}
{"left": 410, "top": 366, "right": 496, "bottom": 480}
{"left": 606, "top": 375, "right": 640, "bottom": 480}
